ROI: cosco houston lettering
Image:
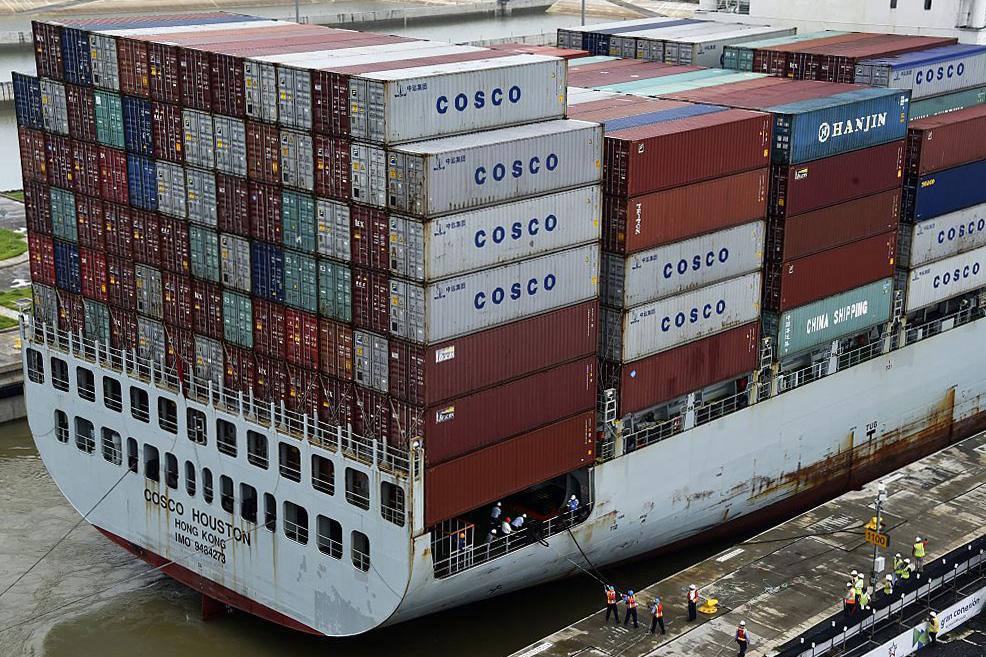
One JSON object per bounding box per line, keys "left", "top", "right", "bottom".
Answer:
{"left": 15, "top": 9, "right": 986, "bottom": 641}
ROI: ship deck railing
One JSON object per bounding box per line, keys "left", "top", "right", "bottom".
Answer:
{"left": 21, "top": 316, "right": 413, "bottom": 478}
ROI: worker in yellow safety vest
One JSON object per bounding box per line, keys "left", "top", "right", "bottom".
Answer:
{"left": 882, "top": 574, "right": 894, "bottom": 597}
{"left": 892, "top": 553, "right": 904, "bottom": 582}
{"left": 928, "top": 611, "right": 940, "bottom": 644}
{"left": 898, "top": 558, "right": 912, "bottom": 581}
{"left": 604, "top": 585, "right": 620, "bottom": 625}
{"left": 913, "top": 537, "right": 927, "bottom": 574}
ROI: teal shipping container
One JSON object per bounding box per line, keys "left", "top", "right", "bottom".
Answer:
{"left": 50, "top": 187, "right": 77, "bottom": 242}
{"left": 222, "top": 290, "right": 253, "bottom": 348}
{"left": 282, "top": 191, "right": 317, "bottom": 254}
{"left": 284, "top": 250, "right": 318, "bottom": 312}
{"left": 909, "top": 85, "right": 986, "bottom": 121}
{"left": 94, "top": 90, "right": 124, "bottom": 148}
{"left": 318, "top": 258, "right": 352, "bottom": 322}
{"left": 83, "top": 298, "right": 111, "bottom": 345}
{"left": 189, "top": 226, "right": 220, "bottom": 283}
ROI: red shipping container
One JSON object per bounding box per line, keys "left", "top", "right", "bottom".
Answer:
{"left": 165, "top": 324, "right": 195, "bottom": 377}
{"left": 605, "top": 322, "right": 760, "bottom": 416}
{"left": 781, "top": 189, "right": 901, "bottom": 262}
{"left": 604, "top": 168, "right": 769, "bottom": 254}
{"left": 253, "top": 298, "right": 286, "bottom": 357}
{"left": 605, "top": 109, "right": 771, "bottom": 197}
{"left": 217, "top": 174, "right": 250, "bottom": 236}
{"left": 58, "top": 293, "right": 85, "bottom": 336}
{"left": 768, "top": 230, "right": 898, "bottom": 311}
{"left": 351, "top": 205, "right": 389, "bottom": 271}
{"left": 314, "top": 134, "right": 351, "bottom": 201}
{"left": 33, "top": 21, "right": 63, "bottom": 80}
{"left": 76, "top": 195, "right": 105, "bottom": 250}
{"left": 106, "top": 256, "right": 136, "bottom": 311}
{"left": 179, "top": 48, "right": 212, "bottom": 111}
{"left": 103, "top": 204, "right": 133, "bottom": 260}
{"left": 46, "top": 134, "right": 73, "bottom": 189}
{"left": 424, "top": 410, "right": 596, "bottom": 526}
{"left": 98, "top": 146, "right": 129, "bottom": 206}
{"left": 248, "top": 181, "right": 281, "bottom": 243}
{"left": 319, "top": 374, "right": 354, "bottom": 428}
{"left": 254, "top": 353, "right": 288, "bottom": 405}
{"left": 422, "top": 356, "right": 597, "bottom": 466}
{"left": 19, "top": 128, "right": 47, "bottom": 183}
{"left": 352, "top": 386, "right": 391, "bottom": 442}
{"left": 285, "top": 308, "right": 319, "bottom": 369}
{"left": 117, "top": 37, "right": 150, "bottom": 98}
{"left": 246, "top": 121, "right": 279, "bottom": 184}
{"left": 224, "top": 345, "right": 256, "bottom": 398}
{"left": 25, "top": 181, "right": 52, "bottom": 236}
{"left": 210, "top": 52, "right": 245, "bottom": 117}
{"left": 772, "top": 140, "right": 904, "bottom": 217}
{"left": 158, "top": 216, "right": 190, "bottom": 274}
{"left": 908, "top": 105, "right": 986, "bottom": 176}
{"left": 192, "top": 279, "right": 223, "bottom": 340}
{"left": 754, "top": 33, "right": 871, "bottom": 76}
{"left": 65, "top": 84, "right": 97, "bottom": 143}
{"left": 151, "top": 101, "right": 183, "bottom": 163}
{"left": 490, "top": 43, "right": 590, "bottom": 59}
{"left": 795, "top": 34, "right": 956, "bottom": 83}
{"left": 29, "top": 233, "right": 56, "bottom": 286}
{"left": 389, "top": 300, "right": 598, "bottom": 406}
{"left": 110, "top": 309, "right": 138, "bottom": 351}
{"left": 352, "top": 268, "right": 389, "bottom": 333}
{"left": 79, "top": 247, "right": 108, "bottom": 302}
{"left": 286, "top": 364, "right": 319, "bottom": 418}
{"left": 318, "top": 318, "right": 354, "bottom": 381}
{"left": 131, "top": 210, "right": 161, "bottom": 267}
{"left": 149, "top": 43, "right": 181, "bottom": 104}
{"left": 163, "top": 272, "right": 193, "bottom": 330}
{"left": 71, "top": 140, "right": 101, "bottom": 198}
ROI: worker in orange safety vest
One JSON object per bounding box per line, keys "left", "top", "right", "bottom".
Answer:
{"left": 604, "top": 585, "right": 620, "bottom": 625}
{"left": 687, "top": 584, "right": 699, "bottom": 621}
{"left": 736, "top": 621, "right": 749, "bottom": 656}
{"left": 623, "top": 590, "right": 639, "bottom": 628}
{"left": 843, "top": 582, "right": 857, "bottom": 617}
{"left": 650, "top": 597, "right": 665, "bottom": 635}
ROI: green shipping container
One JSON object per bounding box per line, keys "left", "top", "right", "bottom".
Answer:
{"left": 284, "top": 250, "right": 318, "bottom": 312}
{"left": 83, "top": 299, "right": 111, "bottom": 345}
{"left": 769, "top": 278, "right": 893, "bottom": 358}
{"left": 318, "top": 258, "right": 352, "bottom": 322}
{"left": 222, "top": 291, "right": 253, "bottom": 348}
{"left": 94, "top": 90, "right": 125, "bottom": 148}
{"left": 50, "top": 187, "right": 77, "bottom": 242}
{"left": 282, "top": 190, "right": 317, "bottom": 254}
{"left": 189, "top": 226, "right": 220, "bottom": 283}
{"left": 909, "top": 85, "right": 986, "bottom": 122}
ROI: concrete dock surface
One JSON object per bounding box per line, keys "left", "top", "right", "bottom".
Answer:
{"left": 510, "top": 432, "right": 986, "bottom": 657}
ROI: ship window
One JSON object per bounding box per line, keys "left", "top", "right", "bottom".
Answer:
{"left": 351, "top": 531, "right": 370, "bottom": 572}
{"left": 924, "top": 0, "right": 932, "bottom": 8}
{"left": 77, "top": 367, "right": 95, "bottom": 401}
{"left": 101, "top": 428, "right": 122, "bottom": 465}
{"left": 217, "top": 418, "right": 236, "bottom": 456}
{"left": 103, "top": 377, "right": 122, "bottom": 412}
{"left": 188, "top": 409, "right": 207, "bottom": 445}
{"left": 247, "top": 431, "right": 268, "bottom": 469}
{"left": 264, "top": 493, "right": 276, "bottom": 532}
{"left": 890, "top": 0, "right": 897, "bottom": 7}
{"left": 279, "top": 442, "right": 301, "bottom": 482}
{"left": 345, "top": 468, "right": 370, "bottom": 510}
{"left": 220, "top": 475, "right": 234, "bottom": 513}
{"left": 312, "top": 455, "right": 334, "bottom": 495}
{"left": 241, "top": 483, "right": 258, "bottom": 523}
{"left": 51, "top": 357, "right": 69, "bottom": 391}
{"left": 316, "top": 515, "right": 343, "bottom": 559}
{"left": 381, "top": 482, "right": 406, "bottom": 527}
{"left": 165, "top": 452, "right": 178, "bottom": 490}
{"left": 26, "top": 348, "right": 44, "bottom": 384}
{"left": 283, "top": 501, "right": 308, "bottom": 544}
{"left": 144, "top": 444, "right": 160, "bottom": 481}
{"left": 74, "top": 417, "right": 95, "bottom": 453}
{"left": 130, "top": 387, "right": 149, "bottom": 423}
{"left": 157, "top": 397, "right": 178, "bottom": 434}
{"left": 203, "top": 467, "right": 214, "bottom": 503}
{"left": 185, "top": 461, "right": 196, "bottom": 495}
{"left": 55, "top": 410, "right": 69, "bottom": 443}
{"left": 127, "top": 437, "right": 138, "bottom": 473}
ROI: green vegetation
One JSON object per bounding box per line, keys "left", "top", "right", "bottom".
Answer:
{"left": 0, "top": 288, "right": 31, "bottom": 311}
{"left": 2, "top": 190, "right": 24, "bottom": 202}
{"left": 0, "top": 316, "right": 16, "bottom": 331}
{"left": 0, "top": 229, "right": 27, "bottom": 261}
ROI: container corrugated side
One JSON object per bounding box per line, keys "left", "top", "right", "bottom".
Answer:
{"left": 602, "top": 220, "right": 764, "bottom": 308}
{"left": 390, "top": 243, "right": 598, "bottom": 344}
{"left": 781, "top": 189, "right": 901, "bottom": 261}
{"left": 904, "top": 244, "right": 986, "bottom": 312}
{"left": 910, "top": 159, "right": 986, "bottom": 221}
{"left": 908, "top": 105, "right": 986, "bottom": 176}
{"left": 424, "top": 410, "right": 595, "bottom": 525}
{"left": 386, "top": 120, "right": 602, "bottom": 217}
{"left": 390, "top": 185, "right": 600, "bottom": 281}
{"left": 909, "top": 85, "right": 986, "bottom": 122}
{"left": 907, "top": 204, "right": 986, "bottom": 268}
{"left": 855, "top": 44, "right": 986, "bottom": 100}
{"left": 602, "top": 271, "right": 762, "bottom": 363}
{"left": 772, "top": 278, "right": 893, "bottom": 358}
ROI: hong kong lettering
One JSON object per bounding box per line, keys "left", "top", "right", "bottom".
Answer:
{"left": 660, "top": 299, "right": 727, "bottom": 332}
{"left": 475, "top": 154, "right": 559, "bottom": 185}
{"left": 474, "top": 214, "right": 558, "bottom": 248}
{"left": 817, "top": 112, "right": 888, "bottom": 143}
{"left": 436, "top": 86, "right": 522, "bottom": 114}
{"left": 474, "top": 274, "right": 557, "bottom": 309}
{"left": 143, "top": 488, "right": 252, "bottom": 567}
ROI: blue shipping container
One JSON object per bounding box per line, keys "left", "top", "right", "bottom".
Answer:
{"left": 54, "top": 240, "right": 81, "bottom": 293}
{"left": 122, "top": 96, "right": 153, "bottom": 156}
{"left": 910, "top": 159, "right": 986, "bottom": 221}
{"left": 127, "top": 154, "right": 158, "bottom": 211}
{"left": 60, "top": 27, "right": 92, "bottom": 86}
{"left": 13, "top": 73, "right": 43, "bottom": 130}
{"left": 585, "top": 18, "right": 700, "bottom": 55}
{"left": 769, "top": 88, "right": 911, "bottom": 165}
{"left": 251, "top": 242, "right": 285, "bottom": 302}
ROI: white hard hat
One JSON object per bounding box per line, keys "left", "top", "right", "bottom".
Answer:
{"left": 905, "top": 558, "right": 911, "bottom": 564}
{"left": 571, "top": 495, "right": 577, "bottom": 500}
{"left": 846, "top": 582, "right": 853, "bottom": 588}
{"left": 740, "top": 621, "right": 746, "bottom": 626}
{"left": 886, "top": 574, "right": 894, "bottom": 581}
{"left": 916, "top": 536, "right": 922, "bottom": 542}
{"left": 690, "top": 584, "right": 697, "bottom": 590}
{"left": 496, "top": 501, "right": 502, "bottom": 507}
{"left": 895, "top": 552, "right": 902, "bottom": 558}
{"left": 850, "top": 570, "right": 858, "bottom": 577}
{"left": 930, "top": 611, "right": 937, "bottom": 617}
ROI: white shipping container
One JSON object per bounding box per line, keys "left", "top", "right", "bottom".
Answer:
{"left": 89, "top": 33, "right": 119, "bottom": 91}
{"left": 567, "top": 88, "right": 621, "bottom": 106}
{"left": 260, "top": 42, "right": 481, "bottom": 68}
{"left": 390, "top": 243, "right": 599, "bottom": 344}
{"left": 602, "top": 220, "right": 765, "bottom": 308}
{"left": 603, "top": 271, "right": 762, "bottom": 362}
{"left": 350, "top": 55, "right": 567, "bottom": 144}
{"left": 905, "top": 244, "right": 986, "bottom": 312}
{"left": 390, "top": 185, "right": 601, "bottom": 281}
{"left": 40, "top": 79, "right": 68, "bottom": 136}
{"left": 96, "top": 20, "right": 286, "bottom": 37}
{"left": 665, "top": 26, "right": 796, "bottom": 67}
{"left": 855, "top": 46, "right": 986, "bottom": 100}
{"left": 908, "top": 204, "right": 986, "bottom": 268}
{"left": 387, "top": 120, "right": 603, "bottom": 217}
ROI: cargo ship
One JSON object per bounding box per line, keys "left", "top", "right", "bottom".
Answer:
{"left": 14, "top": 12, "right": 986, "bottom": 637}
